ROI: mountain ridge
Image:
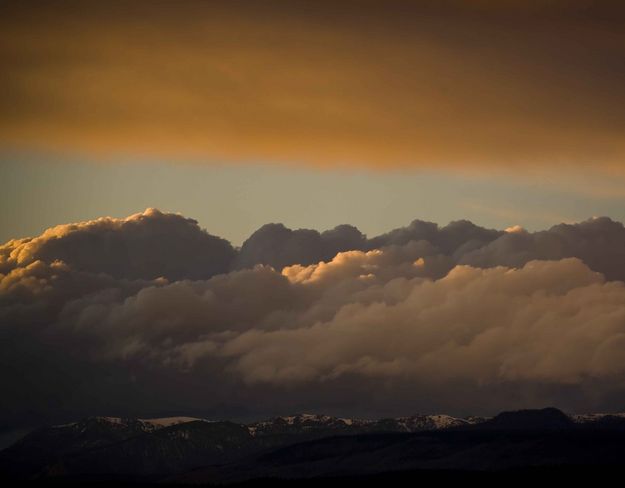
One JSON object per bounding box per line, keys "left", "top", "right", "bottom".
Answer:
{"left": 4, "top": 408, "right": 625, "bottom": 482}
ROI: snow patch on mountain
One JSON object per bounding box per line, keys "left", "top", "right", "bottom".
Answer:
{"left": 139, "top": 417, "right": 208, "bottom": 429}
{"left": 51, "top": 416, "right": 209, "bottom": 432}
{"left": 570, "top": 413, "right": 625, "bottom": 423}
{"left": 429, "top": 414, "right": 470, "bottom": 428}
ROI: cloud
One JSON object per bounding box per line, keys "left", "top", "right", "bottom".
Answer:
{"left": 251, "top": 216, "right": 625, "bottom": 282}
{"left": 220, "top": 258, "right": 625, "bottom": 387}
{"left": 58, "top": 254, "right": 624, "bottom": 391}
{"left": 3, "top": 209, "right": 625, "bottom": 427}
{"left": 234, "top": 223, "right": 366, "bottom": 270}
{"left": 368, "top": 219, "right": 503, "bottom": 257}
{"left": 2, "top": 1, "right": 625, "bottom": 170}
{"left": 0, "top": 208, "right": 235, "bottom": 281}
{"left": 460, "top": 217, "right": 625, "bottom": 282}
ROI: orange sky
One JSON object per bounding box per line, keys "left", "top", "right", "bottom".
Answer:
{"left": 2, "top": 0, "right": 625, "bottom": 171}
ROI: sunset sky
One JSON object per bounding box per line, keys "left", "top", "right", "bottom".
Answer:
{"left": 3, "top": 1, "right": 625, "bottom": 241}
{"left": 2, "top": 1, "right": 625, "bottom": 431}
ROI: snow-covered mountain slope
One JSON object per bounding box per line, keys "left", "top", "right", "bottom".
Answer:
{"left": 247, "top": 412, "right": 485, "bottom": 437}
{"left": 570, "top": 413, "right": 625, "bottom": 423}
{"left": 138, "top": 416, "right": 209, "bottom": 429}
{"left": 50, "top": 410, "right": 625, "bottom": 436}
{"left": 56, "top": 412, "right": 486, "bottom": 437}
{"left": 6, "top": 409, "right": 625, "bottom": 481}
{"left": 387, "top": 414, "right": 471, "bottom": 431}
{"left": 52, "top": 416, "right": 208, "bottom": 433}
{"left": 248, "top": 413, "right": 372, "bottom": 437}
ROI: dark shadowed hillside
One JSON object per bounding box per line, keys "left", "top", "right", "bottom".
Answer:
{"left": 3, "top": 409, "right": 625, "bottom": 484}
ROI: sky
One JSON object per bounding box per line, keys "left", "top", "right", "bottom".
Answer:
{"left": 3, "top": 152, "right": 625, "bottom": 246}
{"left": 3, "top": 0, "right": 625, "bottom": 242}
{"left": 2, "top": 1, "right": 625, "bottom": 431}
{"left": 3, "top": 1, "right": 625, "bottom": 170}
{"left": 2, "top": 0, "right": 625, "bottom": 243}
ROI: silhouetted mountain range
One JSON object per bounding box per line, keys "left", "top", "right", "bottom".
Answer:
{"left": 3, "top": 408, "right": 625, "bottom": 483}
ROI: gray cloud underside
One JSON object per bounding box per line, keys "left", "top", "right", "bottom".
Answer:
{"left": 2, "top": 209, "right": 625, "bottom": 425}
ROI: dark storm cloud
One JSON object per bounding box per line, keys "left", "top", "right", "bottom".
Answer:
{"left": 3, "top": 209, "right": 625, "bottom": 428}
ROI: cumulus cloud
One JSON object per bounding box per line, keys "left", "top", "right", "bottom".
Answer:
{"left": 53, "top": 254, "right": 625, "bottom": 389}
{"left": 222, "top": 258, "right": 625, "bottom": 386}
{"left": 3, "top": 210, "right": 625, "bottom": 427}
{"left": 0, "top": 208, "right": 235, "bottom": 281}
{"left": 233, "top": 216, "right": 625, "bottom": 282}
{"left": 368, "top": 219, "right": 504, "bottom": 257}
{"left": 460, "top": 217, "right": 625, "bottom": 282}
{"left": 234, "top": 223, "right": 366, "bottom": 270}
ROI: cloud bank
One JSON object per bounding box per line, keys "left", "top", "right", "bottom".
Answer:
{"left": 2, "top": 209, "right": 625, "bottom": 427}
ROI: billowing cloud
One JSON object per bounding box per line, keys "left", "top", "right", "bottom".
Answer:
{"left": 368, "top": 219, "right": 503, "bottom": 257}
{"left": 223, "top": 258, "right": 625, "bottom": 386}
{"left": 460, "top": 217, "right": 625, "bottom": 282}
{"left": 234, "top": 223, "right": 366, "bottom": 270}
{"left": 0, "top": 208, "right": 235, "bottom": 280}
{"left": 48, "top": 254, "right": 625, "bottom": 389}
{"left": 3, "top": 209, "right": 625, "bottom": 428}
{"left": 2, "top": 1, "right": 625, "bottom": 170}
